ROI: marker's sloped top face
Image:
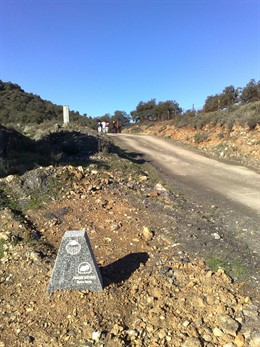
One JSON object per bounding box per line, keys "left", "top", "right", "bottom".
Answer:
{"left": 64, "top": 230, "right": 85, "bottom": 238}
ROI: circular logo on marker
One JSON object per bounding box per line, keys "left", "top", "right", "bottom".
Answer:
{"left": 66, "top": 240, "right": 81, "bottom": 255}
{"left": 78, "top": 262, "right": 92, "bottom": 274}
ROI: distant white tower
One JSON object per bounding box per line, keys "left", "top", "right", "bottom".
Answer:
{"left": 63, "top": 105, "right": 70, "bottom": 124}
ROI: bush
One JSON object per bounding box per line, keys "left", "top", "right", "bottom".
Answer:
{"left": 194, "top": 132, "right": 208, "bottom": 144}
{"left": 226, "top": 118, "right": 235, "bottom": 132}
{"left": 247, "top": 117, "right": 259, "bottom": 130}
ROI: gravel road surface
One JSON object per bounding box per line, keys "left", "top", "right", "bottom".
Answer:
{"left": 110, "top": 133, "right": 260, "bottom": 294}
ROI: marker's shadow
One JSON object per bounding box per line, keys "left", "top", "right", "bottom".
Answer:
{"left": 100, "top": 252, "right": 149, "bottom": 287}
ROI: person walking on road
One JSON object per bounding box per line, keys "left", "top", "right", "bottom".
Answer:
{"left": 97, "top": 120, "right": 102, "bottom": 134}
{"left": 101, "top": 121, "right": 106, "bottom": 133}
{"left": 112, "top": 120, "right": 117, "bottom": 133}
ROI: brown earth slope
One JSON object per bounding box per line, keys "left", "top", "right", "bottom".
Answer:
{"left": 0, "top": 146, "right": 259, "bottom": 346}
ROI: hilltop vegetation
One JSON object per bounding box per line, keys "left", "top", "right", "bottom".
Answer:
{"left": 0, "top": 79, "right": 259, "bottom": 132}
{"left": 0, "top": 81, "right": 130, "bottom": 130}
{"left": 130, "top": 80, "right": 260, "bottom": 129}
{"left": 0, "top": 80, "right": 92, "bottom": 128}
{"left": 161, "top": 101, "right": 260, "bottom": 132}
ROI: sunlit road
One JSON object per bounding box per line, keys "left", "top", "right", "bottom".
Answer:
{"left": 110, "top": 134, "right": 260, "bottom": 215}
{"left": 110, "top": 133, "right": 260, "bottom": 292}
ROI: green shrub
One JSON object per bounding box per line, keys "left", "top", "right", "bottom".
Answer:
{"left": 217, "top": 133, "right": 225, "bottom": 139}
{"left": 226, "top": 118, "right": 235, "bottom": 132}
{"left": 194, "top": 132, "right": 208, "bottom": 144}
{"left": 247, "top": 116, "right": 259, "bottom": 130}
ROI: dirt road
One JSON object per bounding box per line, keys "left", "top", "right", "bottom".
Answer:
{"left": 110, "top": 134, "right": 260, "bottom": 287}
{"left": 111, "top": 134, "right": 260, "bottom": 214}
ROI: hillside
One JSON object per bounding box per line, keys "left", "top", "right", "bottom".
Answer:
{"left": 0, "top": 123, "right": 102, "bottom": 177}
{"left": 0, "top": 80, "right": 91, "bottom": 128}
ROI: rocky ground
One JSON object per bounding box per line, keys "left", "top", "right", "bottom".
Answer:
{"left": 0, "top": 142, "right": 259, "bottom": 346}
{"left": 0, "top": 145, "right": 260, "bottom": 347}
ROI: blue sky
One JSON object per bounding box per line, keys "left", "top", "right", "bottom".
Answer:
{"left": 0, "top": 0, "right": 259, "bottom": 118}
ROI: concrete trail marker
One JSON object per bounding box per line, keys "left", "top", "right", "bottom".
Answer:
{"left": 48, "top": 230, "right": 103, "bottom": 293}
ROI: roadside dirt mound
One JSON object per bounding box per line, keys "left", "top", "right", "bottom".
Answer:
{"left": 0, "top": 156, "right": 259, "bottom": 346}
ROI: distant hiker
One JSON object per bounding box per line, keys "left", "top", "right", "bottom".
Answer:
{"left": 117, "top": 119, "right": 122, "bottom": 133}
{"left": 105, "top": 121, "right": 110, "bottom": 133}
{"left": 101, "top": 121, "right": 106, "bottom": 133}
{"left": 97, "top": 120, "right": 102, "bottom": 134}
{"left": 112, "top": 120, "right": 117, "bottom": 133}
{"left": 115, "top": 120, "right": 119, "bottom": 133}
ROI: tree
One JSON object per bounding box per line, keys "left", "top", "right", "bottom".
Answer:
{"left": 156, "top": 100, "right": 182, "bottom": 120}
{"left": 220, "top": 85, "right": 237, "bottom": 108}
{"left": 112, "top": 110, "right": 131, "bottom": 125}
{"left": 204, "top": 86, "right": 238, "bottom": 112}
{"left": 131, "top": 99, "right": 157, "bottom": 122}
{"left": 204, "top": 95, "right": 219, "bottom": 112}
{"left": 241, "top": 79, "right": 260, "bottom": 103}
{"left": 131, "top": 99, "right": 182, "bottom": 122}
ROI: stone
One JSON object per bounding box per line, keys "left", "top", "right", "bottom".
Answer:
{"left": 182, "top": 320, "right": 191, "bottom": 327}
{"left": 154, "top": 183, "right": 167, "bottom": 194}
{"left": 211, "top": 232, "right": 221, "bottom": 240}
{"left": 234, "top": 334, "right": 245, "bottom": 347}
{"left": 157, "top": 329, "right": 167, "bottom": 339}
{"left": 217, "top": 314, "right": 240, "bottom": 337}
{"left": 138, "top": 175, "right": 148, "bottom": 182}
{"left": 48, "top": 230, "right": 103, "bottom": 293}
{"left": 249, "top": 333, "right": 260, "bottom": 347}
{"left": 5, "top": 175, "right": 15, "bottom": 183}
{"left": 182, "top": 337, "right": 202, "bottom": 347}
{"left": 92, "top": 331, "right": 101, "bottom": 342}
{"left": 202, "top": 334, "right": 212, "bottom": 342}
{"left": 213, "top": 327, "right": 223, "bottom": 337}
{"left": 142, "top": 227, "right": 154, "bottom": 241}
